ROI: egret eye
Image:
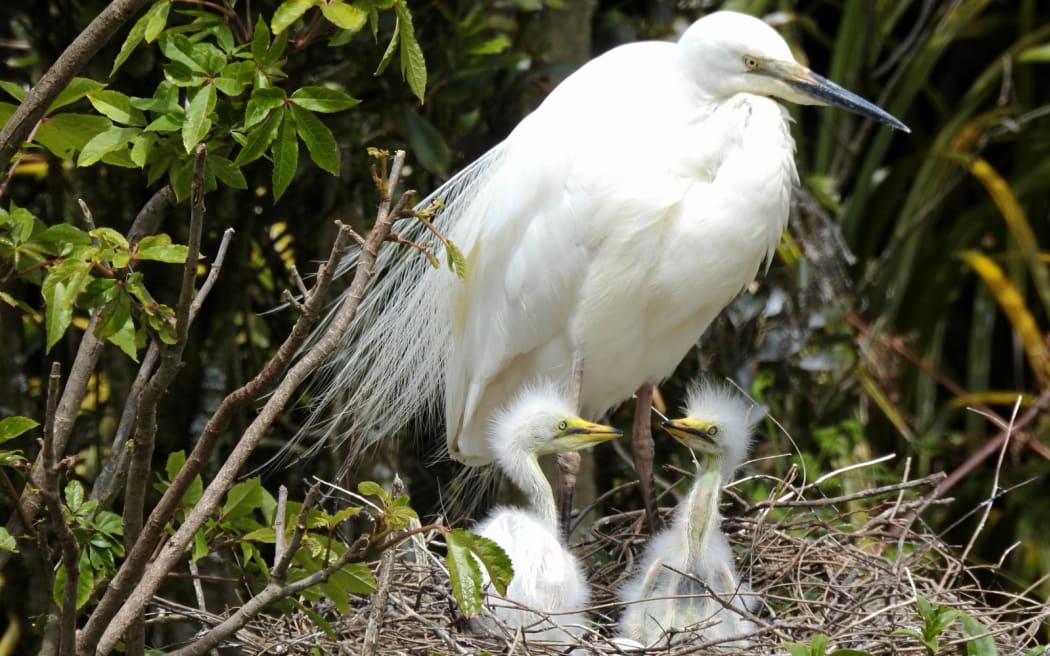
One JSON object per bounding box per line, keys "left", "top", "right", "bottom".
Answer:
{"left": 558, "top": 420, "right": 568, "bottom": 431}
{"left": 706, "top": 426, "right": 719, "bottom": 436}
{"left": 743, "top": 55, "right": 759, "bottom": 70}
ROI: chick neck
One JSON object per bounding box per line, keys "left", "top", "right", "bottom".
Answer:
{"left": 679, "top": 453, "right": 724, "bottom": 562}
{"left": 499, "top": 448, "right": 559, "bottom": 533}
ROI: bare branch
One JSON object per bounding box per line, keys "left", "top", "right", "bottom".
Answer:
{"left": 84, "top": 151, "right": 411, "bottom": 655}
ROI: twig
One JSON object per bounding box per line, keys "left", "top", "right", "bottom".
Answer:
{"left": 90, "top": 151, "right": 413, "bottom": 655}
{"left": 0, "top": 310, "right": 105, "bottom": 571}
{"left": 362, "top": 476, "right": 407, "bottom": 656}
{"left": 40, "top": 363, "right": 78, "bottom": 656}
{"left": 274, "top": 485, "right": 288, "bottom": 567}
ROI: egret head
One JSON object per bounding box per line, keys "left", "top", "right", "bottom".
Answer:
{"left": 678, "top": 11, "right": 909, "bottom": 132}
{"left": 489, "top": 382, "right": 622, "bottom": 460}
{"left": 661, "top": 381, "right": 761, "bottom": 478}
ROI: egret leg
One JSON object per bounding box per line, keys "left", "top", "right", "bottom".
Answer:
{"left": 556, "top": 352, "right": 586, "bottom": 543}
{"left": 556, "top": 451, "right": 581, "bottom": 542}
{"left": 633, "top": 383, "right": 662, "bottom": 534}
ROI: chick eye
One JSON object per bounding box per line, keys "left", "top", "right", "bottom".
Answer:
{"left": 558, "top": 420, "right": 568, "bottom": 431}
{"left": 707, "top": 426, "right": 719, "bottom": 436}
{"left": 743, "top": 55, "right": 759, "bottom": 70}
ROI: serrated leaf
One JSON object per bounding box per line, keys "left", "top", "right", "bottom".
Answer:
{"left": 222, "top": 478, "right": 263, "bottom": 521}
{"left": 144, "top": 0, "right": 171, "bottom": 42}
{"left": 144, "top": 113, "right": 181, "bottom": 133}
{"left": 374, "top": 14, "right": 399, "bottom": 77}
{"left": 289, "top": 104, "right": 339, "bottom": 175}
{"left": 444, "top": 239, "right": 467, "bottom": 282}
{"left": 65, "top": 480, "right": 86, "bottom": 510}
{"left": 182, "top": 83, "right": 216, "bottom": 152}
{"left": 48, "top": 78, "right": 106, "bottom": 113}
{"left": 136, "top": 234, "right": 188, "bottom": 263}
{"left": 206, "top": 155, "right": 248, "bottom": 189}
{"left": 251, "top": 15, "right": 271, "bottom": 62}
{"left": 319, "top": 1, "right": 367, "bottom": 31}
{"left": 394, "top": 3, "right": 426, "bottom": 102}
{"left": 95, "top": 290, "right": 132, "bottom": 340}
{"left": 271, "top": 111, "right": 298, "bottom": 201}
{"left": 272, "top": 0, "right": 316, "bottom": 34}
{"left": 78, "top": 126, "right": 139, "bottom": 167}
{"left": 445, "top": 528, "right": 511, "bottom": 616}
{"left": 43, "top": 259, "right": 92, "bottom": 352}
{"left": 0, "top": 416, "right": 39, "bottom": 443}
{"left": 35, "top": 223, "right": 92, "bottom": 254}
{"left": 235, "top": 108, "right": 283, "bottom": 166}
{"left": 36, "top": 113, "right": 113, "bottom": 159}
{"left": 289, "top": 86, "right": 359, "bottom": 113}
{"left": 245, "top": 87, "right": 286, "bottom": 129}
{"left": 112, "top": 7, "right": 149, "bottom": 75}
{"left": 159, "top": 33, "right": 206, "bottom": 74}
{"left": 338, "top": 561, "right": 376, "bottom": 593}
{"left": 356, "top": 481, "right": 390, "bottom": 504}
{"left": 0, "top": 81, "right": 27, "bottom": 102}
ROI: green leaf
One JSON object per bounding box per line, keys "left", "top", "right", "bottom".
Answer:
{"left": 319, "top": 1, "right": 367, "bottom": 31}
{"left": 42, "top": 259, "right": 92, "bottom": 352}
{"left": 289, "top": 86, "right": 359, "bottom": 113}
{"left": 445, "top": 528, "right": 510, "bottom": 617}
{"left": 35, "top": 224, "right": 93, "bottom": 254}
{"left": 206, "top": 155, "right": 248, "bottom": 189}
{"left": 158, "top": 34, "right": 206, "bottom": 74}
{"left": 144, "top": 0, "right": 171, "bottom": 42}
{"left": 394, "top": 3, "right": 426, "bottom": 102}
{"left": 271, "top": 111, "right": 298, "bottom": 201}
{"left": 289, "top": 104, "right": 339, "bottom": 175}
{"left": 960, "top": 614, "right": 995, "bottom": 656}
{"left": 245, "top": 87, "right": 286, "bottom": 129}
{"left": 783, "top": 644, "right": 812, "bottom": 656}
{"left": 0, "top": 416, "right": 39, "bottom": 442}
{"left": 182, "top": 83, "right": 216, "bottom": 153}
{"left": 53, "top": 556, "right": 94, "bottom": 610}
{"left": 403, "top": 109, "right": 448, "bottom": 176}
{"left": 47, "top": 78, "right": 106, "bottom": 113}
{"left": 0, "top": 527, "right": 17, "bottom": 553}
{"left": 1018, "top": 43, "right": 1050, "bottom": 63}
{"left": 112, "top": 7, "right": 149, "bottom": 75}
{"left": 221, "top": 478, "right": 263, "bottom": 521}
{"left": 336, "top": 561, "right": 376, "bottom": 593}
{"left": 235, "top": 108, "right": 282, "bottom": 166}
{"left": 0, "top": 81, "right": 27, "bottom": 102}
{"left": 373, "top": 13, "right": 399, "bottom": 77}
{"left": 95, "top": 290, "right": 132, "bottom": 340}
{"left": 272, "top": 0, "right": 316, "bottom": 34}
{"left": 78, "top": 126, "right": 139, "bottom": 167}
{"left": 444, "top": 239, "right": 467, "bottom": 282}
{"left": 144, "top": 113, "right": 181, "bottom": 133}
{"left": 464, "top": 35, "right": 510, "bottom": 56}
{"left": 356, "top": 481, "right": 390, "bottom": 504}
{"left": 251, "top": 15, "right": 271, "bottom": 62}
{"left": 65, "top": 480, "right": 86, "bottom": 511}
{"left": 192, "top": 528, "right": 209, "bottom": 562}
{"left": 35, "top": 113, "right": 113, "bottom": 159}
{"left": 136, "top": 234, "right": 188, "bottom": 263}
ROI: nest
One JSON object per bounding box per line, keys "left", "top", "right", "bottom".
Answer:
{"left": 180, "top": 469, "right": 1049, "bottom": 655}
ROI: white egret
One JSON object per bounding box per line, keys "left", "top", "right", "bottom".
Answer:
{"left": 471, "top": 382, "right": 622, "bottom": 641}
{"left": 301, "top": 11, "right": 907, "bottom": 533}
{"left": 618, "top": 381, "right": 760, "bottom": 646}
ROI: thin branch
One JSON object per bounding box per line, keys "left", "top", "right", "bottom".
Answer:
{"left": 0, "top": 310, "right": 105, "bottom": 570}
{"left": 40, "top": 363, "right": 78, "bottom": 656}
{"left": 0, "top": 0, "right": 154, "bottom": 169}
{"left": 85, "top": 151, "right": 412, "bottom": 655}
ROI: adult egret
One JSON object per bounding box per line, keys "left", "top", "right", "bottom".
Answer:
{"left": 471, "top": 382, "right": 622, "bottom": 641}
{"left": 301, "top": 11, "right": 908, "bottom": 532}
{"left": 618, "top": 382, "right": 760, "bottom": 646}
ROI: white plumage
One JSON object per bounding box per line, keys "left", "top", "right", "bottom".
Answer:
{"left": 618, "top": 382, "right": 762, "bottom": 646}
{"left": 298, "top": 11, "right": 906, "bottom": 477}
{"left": 470, "top": 382, "right": 621, "bottom": 641}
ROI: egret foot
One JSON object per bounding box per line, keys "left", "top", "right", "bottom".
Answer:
{"left": 633, "top": 383, "right": 662, "bottom": 534}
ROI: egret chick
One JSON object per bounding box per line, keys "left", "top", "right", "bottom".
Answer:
{"left": 303, "top": 10, "right": 908, "bottom": 534}
{"left": 472, "top": 383, "right": 622, "bottom": 642}
{"left": 618, "top": 382, "right": 760, "bottom": 646}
